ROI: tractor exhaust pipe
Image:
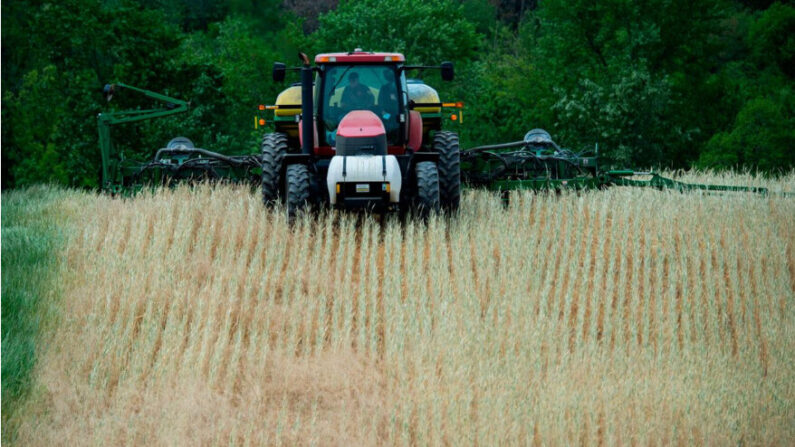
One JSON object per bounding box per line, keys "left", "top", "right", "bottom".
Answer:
{"left": 299, "top": 52, "right": 314, "bottom": 156}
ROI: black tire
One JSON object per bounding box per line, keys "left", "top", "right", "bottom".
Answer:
{"left": 432, "top": 130, "right": 461, "bottom": 212}
{"left": 261, "top": 132, "right": 287, "bottom": 206}
{"left": 414, "top": 161, "right": 440, "bottom": 218}
{"left": 285, "top": 164, "right": 311, "bottom": 222}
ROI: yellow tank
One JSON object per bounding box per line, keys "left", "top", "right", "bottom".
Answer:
{"left": 274, "top": 85, "right": 303, "bottom": 117}
{"left": 407, "top": 81, "right": 441, "bottom": 114}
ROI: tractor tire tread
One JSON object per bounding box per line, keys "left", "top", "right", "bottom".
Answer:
{"left": 286, "top": 164, "right": 310, "bottom": 222}
{"left": 432, "top": 130, "right": 461, "bottom": 212}
{"left": 261, "top": 132, "right": 287, "bottom": 206}
{"left": 415, "top": 161, "right": 440, "bottom": 218}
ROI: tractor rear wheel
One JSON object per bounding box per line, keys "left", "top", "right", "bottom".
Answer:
{"left": 261, "top": 132, "right": 287, "bottom": 206}
{"left": 432, "top": 130, "right": 461, "bottom": 212}
{"left": 285, "top": 164, "right": 310, "bottom": 222}
{"left": 414, "top": 161, "right": 440, "bottom": 218}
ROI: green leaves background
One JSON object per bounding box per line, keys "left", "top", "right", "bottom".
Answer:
{"left": 2, "top": 0, "right": 793, "bottom": 189}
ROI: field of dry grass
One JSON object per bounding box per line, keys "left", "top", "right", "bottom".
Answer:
{"left": 8, "top": 173, "right": 795, "bottom": 445}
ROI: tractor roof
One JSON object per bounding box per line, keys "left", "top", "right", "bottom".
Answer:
{"left": 315, "top": 49, "right": 405, "bottom": 64}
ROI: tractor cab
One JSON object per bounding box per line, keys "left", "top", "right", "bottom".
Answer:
{"left": 317, "top": 60, "right": 407, "bottom": 148}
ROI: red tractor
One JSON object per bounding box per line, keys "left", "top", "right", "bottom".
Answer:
{"left": 262, "top": 50, "right": 460, "bottom": 219}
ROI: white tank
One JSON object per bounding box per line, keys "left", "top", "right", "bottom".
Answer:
{"left": 326, "top": 155, "right": 402, "bottom": 205}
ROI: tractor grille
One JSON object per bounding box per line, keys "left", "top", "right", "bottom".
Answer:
{"left": 337, "top": 182, "right": 390, "bottom": 196}
{"left": 335, "top": 181, "right": 392, "bottom": 210}
{"left": 335, "top": 134, "right": 387, "bottom": 156}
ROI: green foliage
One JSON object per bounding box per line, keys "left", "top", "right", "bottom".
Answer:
{"left": 2, "top": 66, "right": 70, "bottom": 186}
{"left": 501, "top": 0, "right": 736, "bottom": 167}
{"left": 309, "top": 0, "right": 481, "bottom": 65}
{"left": 2, "top": 0, "right": 794, "bottom": 189}
{"left": 1, "top": 0, "right": 187, "bottom": 188}
{"left": 461, "top": 0, "right": 499, "bottom": 36}
{"left": 1, "top": 0, "right": 295, "bottom": 188}
{"left": 699, "top": 94, "right": 794, "bottom": 171}
{"left": 552, "top": 66, "right": 681, "bottom": 167}
{"left": 696, "top": 3, "right": 795, "bottom": 171}
{"left": 176, "top": 15, "right": 293, "bottom": 154}
{"left": 748, "top": 2, "right": 795, "bottom": 77}
{"left": 136, "top": 0, "right": 229, "bottom": 31}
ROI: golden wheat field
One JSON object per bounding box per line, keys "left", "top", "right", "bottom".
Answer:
{"left": 8, "top": 173, "right": 795, "bottom": 445}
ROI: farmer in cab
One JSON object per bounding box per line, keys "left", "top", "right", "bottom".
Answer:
{"left": 341, "top": 72, "right": 374, "bottom": 111}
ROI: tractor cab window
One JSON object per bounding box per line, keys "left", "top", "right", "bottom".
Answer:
{"left": 321, "top": 65, "right": 401, "bottom": 146}
{"left": 340, "top": 72, "right": 374, "bottom": 110}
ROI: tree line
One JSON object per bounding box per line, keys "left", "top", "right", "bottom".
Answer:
{"left": 2, "top": 0, "right": 793, "bottom": 189}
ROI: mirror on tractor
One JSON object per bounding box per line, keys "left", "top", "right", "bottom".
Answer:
{"left": 272, "top": 62, "right": 286, "bottom": 82}
{"left": 441, "top": 62, "right": 454, "bottom": 81}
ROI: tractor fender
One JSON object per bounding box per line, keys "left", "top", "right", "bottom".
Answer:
{"left": 408, "top": 110, "right": 423, "bottom": 151}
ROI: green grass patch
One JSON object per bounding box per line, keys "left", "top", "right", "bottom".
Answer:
{"left": 2, "top": 186, "right": 79, "bottom": 441}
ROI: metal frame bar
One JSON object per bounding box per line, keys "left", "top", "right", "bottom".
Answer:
{"left": 98, "top": 83, "right": 189, "bottom": 191}
{"left": 460, "top": 142, "right": 786, "bottom": 197}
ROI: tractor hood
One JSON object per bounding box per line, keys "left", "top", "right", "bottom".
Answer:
{"left": 337, "top": 110, "right": 386, "bottom": 138}
{"left": 336, "top": 110, "right": 387, "bottom": 156}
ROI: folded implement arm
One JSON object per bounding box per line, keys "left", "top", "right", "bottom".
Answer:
{"left": 98, "top": 83, "right": 261, "bottom": 192}
{"left": 98, "top": 83, "right": 190, "bottom": 191}
{"left": 461, "top": 130, "right": 790, "bottom": 197}
{"left": 123, "top": 142, "right": 262, "bottom": 190}
{"left": 604, "top": 171, "right": 771, "bottom": 194}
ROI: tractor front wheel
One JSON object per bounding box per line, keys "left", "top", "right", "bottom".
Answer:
{"left": 285, "top": 164, "right": 311, "bottom": 222}
{"left": 414, "top": 161, "right": 440, "bottom": 218}
{"left": 432, "top": 130, "right": 461, "bottom": 212}
{"left": 261, "top": 132, "right": 287, "bottom": 206}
